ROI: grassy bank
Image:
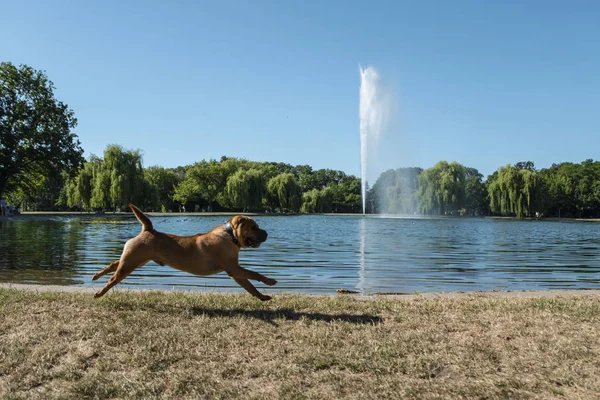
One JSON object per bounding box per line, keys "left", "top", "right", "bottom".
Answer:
{"left": 1, "top": 288, "right": 600, "bottom": 399}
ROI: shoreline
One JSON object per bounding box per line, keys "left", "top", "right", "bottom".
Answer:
{"left": 2, "top": 212, "right": 600, "bottom": 222}
{"left": 2, "top": 282, "right": 600, "bottom": 300}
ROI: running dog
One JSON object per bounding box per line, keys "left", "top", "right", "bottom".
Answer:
{"left": 92, "top": 204, "right": 276, "bottom": 300}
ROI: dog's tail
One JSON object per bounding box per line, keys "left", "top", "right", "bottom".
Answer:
{"left": 129, "top": 203, "right": 153, "bottom": 232}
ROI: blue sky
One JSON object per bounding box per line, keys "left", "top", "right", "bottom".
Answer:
{"left": 2, "top": 0, "right": 599, "bottom": 182}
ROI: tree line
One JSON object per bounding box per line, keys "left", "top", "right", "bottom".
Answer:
{"left": 367, "top": 160, "right": 600, "bottom": 218}
{"left": 3, "top": 62, "right": 600, "bottom": 218}
{"left": 54, "top": 145, "right": 361, "bottom": 213}
{"left": 0, "top": 62, "right": 360, "bottom": 214}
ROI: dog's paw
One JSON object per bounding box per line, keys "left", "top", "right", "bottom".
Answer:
{"left": 92, "top": 273, "right": 100, "bottom": 281}
{"left": 94, "top": 292, "right": 103, "bottom": 298}
{"left": 263, "top": 278, "right": 277, "bottom": 286}
{"left": 259, "top": 295, "right": 272, "bottom": 301}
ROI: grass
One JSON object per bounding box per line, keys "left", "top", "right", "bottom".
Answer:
{"left": 1, "top": 288, "right": 600, "bottom": 399}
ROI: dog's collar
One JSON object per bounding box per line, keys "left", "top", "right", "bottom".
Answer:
{"left": 223, "top": 222, "right": 240, "bottom": 247}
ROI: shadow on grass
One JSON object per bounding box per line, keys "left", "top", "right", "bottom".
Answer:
{"left": 189, "top": 307, "right": 383, "bottom": 326}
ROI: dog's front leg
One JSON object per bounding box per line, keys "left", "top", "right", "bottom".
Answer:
{"left": 230, "top": 277, "right": 272, "bottom": 301}
{"left": 226, "top": 265, "right": 277, "bottom": 286}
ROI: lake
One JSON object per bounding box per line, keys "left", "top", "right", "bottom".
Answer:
{"left": 1, "top": 215, "right": 599, "bottom": 295}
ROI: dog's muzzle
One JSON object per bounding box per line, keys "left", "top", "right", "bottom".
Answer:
{"left": 247, "top": 229, "right": 268, "bottom": 248}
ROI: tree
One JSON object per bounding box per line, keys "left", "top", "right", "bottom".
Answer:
{"left": 90, "top": 168, "right": 111, "bottom": 210}
{"left": 0, "top": 62, "right": 84, "bottom": 200}
{"left": 301, "top": 189, "right": 319, "bottom": 213}
{"left": 418, "top": 161, "right": 466, "bottom": 215}
{"left": 332, "top": 175, "right": 362, "bottom": 213}
{"left": 267, "top": 173, "right": 302, "bottom": 212}
{"left": 103, "top": 144, "right": 145, "bottom": 211}
{"left": 62, "top": 145, "right": 146, "bottom": 212}
{"left": 464, "top": 167, "right": 487, "bottom": 216}
{"left": 145, "top": 166, "right": 179, "bottom": 211}
{"left": 225, "top": 168, "right": 267, "bottom": 211}
{"left": 173, "top": 160, "right": 229, "bottom": 210}
{"left": 368, "top": 167, "right": 421, "bottom": 214}
{"left": 540, "top": 163, "right": 572, "bottom": 218}
{"left": 487, "top": 162, "right": 545, "bottom": 218}
{"left": 301, "top": 187, "right": 334, "bottom": 213}
{"left": 316, "top": 187, "right": 334, "bottom": 213}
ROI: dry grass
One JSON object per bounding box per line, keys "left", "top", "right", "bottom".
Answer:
{"left": 1, "top": 288, "right": 600, "bottom": 399}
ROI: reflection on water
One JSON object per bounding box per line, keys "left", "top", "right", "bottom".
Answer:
{"left": 1, "top": 216, "right": 600, "bottom": 294}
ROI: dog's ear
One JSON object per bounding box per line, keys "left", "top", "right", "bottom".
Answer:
{"left": 231, "top": 215, "right": 249, "bottom": 227}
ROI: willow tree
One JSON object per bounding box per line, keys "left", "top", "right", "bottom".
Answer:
{"left": 487, "top": 163, "right": 545, "bottom": 218}
{"left": 317, "top": 186, "right": 334, "bottom": 213}
{"left": 76, "top": 161, "right": 94, "bottom": 209}
{"left": 103, "top": 145, "right": 144, "bottom": 210}
{"left": 90, "top": 168, "right": 111, "bottom": 210}
{"left": 225, "top": 168, "right": 267, "bottom": 211}
{"left": 418, "top": 161, "right": 466, "bottom": 215}
{"left": 301, "top": 189, "right": 319, "bottom": 213}
{"left": 62, "top": 145, "right": 146, "bottom": 211}
{"left": 60, "top": 159, "right": 95, "bottom": 210}
{"left": 300, "top": 187, "right": 335, "bottom": 213}
{"left": 267, "top": 172, "right": 302, "bottom": 212}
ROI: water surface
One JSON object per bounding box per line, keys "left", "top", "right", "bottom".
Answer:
{"left": 1, "top": 215, "right": 599, "bottom": 294}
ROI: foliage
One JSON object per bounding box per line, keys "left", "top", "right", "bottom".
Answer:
{"left": 418, "top": 161, "right": 468, "bottom": 215}
{"left": 225, "top": 168, "right": 267, "bottom": 211}
{"left": 367, "top": 168, "right": 421, "bottom": 214}
{"left": 0, "top": 62, "right": 84, "bottom": 201}
{"left": 464, "top": 168, "right": 488, "bottom": 216}
{"left": 173, "top": 159, "right": 230, "bottom": 210}
{"left": 144, "top": 166, "right": 180, "bottom": 211}
{"left": 266, "top": 173, "right": 302, "bottom": 212}
{"left": 59, "top": 146, "right": 146, "bottom": 211}
{"left": 487, "top": 162, "right": 545, "bottom": 218}
{"left": 538, "top": 160, "right": 600, "bottom": 218}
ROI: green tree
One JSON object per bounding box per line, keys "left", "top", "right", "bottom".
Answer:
{"left": 487, "top": 162, "right": 545, "bottom": 218}
{"left": 225, "top": 168, "right": 267, "bottom": 211}
{"left": 0, "top": 62, "right": 84, "bottom": 200}
{"left": 90, "top": 168, "right": 111, "bottom": 210}
{"left": 368, "top": 168, "right": 421, "bottom": 214}
{"left": 145, "top": 165, "right": 180, "bottom": 211}
{"left": 418, "top": 161, "right": 466, "bottom": 215}
{"left": 464, "top": 167, "right": 487, "bottom": 216}
{"left": 301, "top": 189, "right": 319, "bottom": 213}
{"left": 335, "top": 175, "right": 362, "bottom": 213}
{"left": 103, "top": 144, "right": 145, "bottom": 211}
{"left": 267, "top": 173, "right": 302, "bottom": 212}
{"left": 540, "top": 163, "right": 573, "bottom": 218}
{"left": 173, "top": 160, "right": 229, "bottom": 210}
{"left": 301, "top": 187, "right": 334, "bottom": 213}
{"left": 76, "top": 161, "right": 95, "bottom": 209}
{"left": 317, "top": 187, "right": 334, "bottom": 213}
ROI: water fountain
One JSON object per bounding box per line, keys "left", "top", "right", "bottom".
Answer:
{"left": 359, "top": 66, "right": 390, "bottom": 215}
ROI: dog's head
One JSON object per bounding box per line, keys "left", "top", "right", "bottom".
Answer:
{"left": 230, "top": 215, "right": 268, "bottom": 248}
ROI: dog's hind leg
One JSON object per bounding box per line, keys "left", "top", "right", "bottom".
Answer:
{"left": 92, "top": 260, "right": 120, "bottom": 281}
{"left": 94, "top": 253, "right": 149, "bottom": 298}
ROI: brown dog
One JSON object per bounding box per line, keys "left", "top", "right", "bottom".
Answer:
{"left": 92, "top": 204, "right": 276, "bottom": 300}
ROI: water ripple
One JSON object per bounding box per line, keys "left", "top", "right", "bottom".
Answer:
{"left": 1, "top": 216, "right": 600, "bottom": 294}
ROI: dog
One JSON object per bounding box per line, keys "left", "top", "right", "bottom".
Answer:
{"left": 92, "top": 204, "right": 276, "bottom": 300}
